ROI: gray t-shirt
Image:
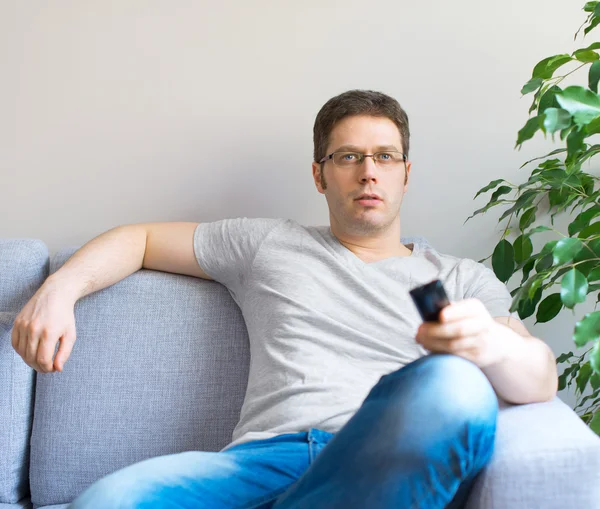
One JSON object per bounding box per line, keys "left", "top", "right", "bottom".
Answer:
{"left": 193, "top": 217, "right": 517, "bottom": 450}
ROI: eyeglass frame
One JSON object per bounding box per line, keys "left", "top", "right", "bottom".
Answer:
{"left": 318, "top": 150, "right": 408, "bottom": 167}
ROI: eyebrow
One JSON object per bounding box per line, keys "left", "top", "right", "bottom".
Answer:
{"left": 333, "top": 144, "right": 400, "bottom": 153}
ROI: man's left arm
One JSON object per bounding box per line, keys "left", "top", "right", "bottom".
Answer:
{"left": 415, "top": 300, "right": 559, "bottom": 405}
{"left": 482, "top": 315, "right": 558, "bottom": 405}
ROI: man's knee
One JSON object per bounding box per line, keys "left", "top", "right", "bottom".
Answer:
{"left": 370, "top": 354, "right": 498, "bottom": 429}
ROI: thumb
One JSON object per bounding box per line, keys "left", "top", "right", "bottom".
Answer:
{"left": 54, "top": 328, "right": 76, "bottom": 372}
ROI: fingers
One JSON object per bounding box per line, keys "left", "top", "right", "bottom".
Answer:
{"left": 12, "top": 319, "right": 60, "bottom": 374}
{"left": 10, "top": 287, "right": 77, "bottom": 374}
{"left": 37, "top": 330, "right": 58, "bottom": 373}
{"left": 54, "top": 328, "right": 76, "bottom": 372}
{"left": 418, "top": 332, "right": 478, "bottom": 354}
{"left": 420, "top": 319, "right": 483, "bottom": 342}
{"left": 25, "top": 325, "right": 50, "bottom": 373}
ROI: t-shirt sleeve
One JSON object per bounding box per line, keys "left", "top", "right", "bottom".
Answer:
{"left": 193, "top": 217, "right": 284, "bottom": 302}
{"left": 460, "top": 258, "right": 520, "bottom": 319}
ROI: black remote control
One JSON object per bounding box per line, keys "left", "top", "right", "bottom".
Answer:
{"left": 409, "top": 279, "right": 450, "bottom": 322}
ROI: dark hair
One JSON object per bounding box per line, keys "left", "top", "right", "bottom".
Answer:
{"left": 313, "top": 89, "right": 410, "bottom": 164}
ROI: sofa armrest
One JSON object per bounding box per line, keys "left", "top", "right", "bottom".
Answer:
{"left": 466, "top": 397, "right": 600, "bottom": 509}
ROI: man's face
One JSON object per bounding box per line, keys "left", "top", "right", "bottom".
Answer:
{"left": 312, "top": 114, "right": 411, "bottom": 236}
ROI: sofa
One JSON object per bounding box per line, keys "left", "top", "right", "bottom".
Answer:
{"left": 2, "top": 236, "right": 600, "bottom": 509}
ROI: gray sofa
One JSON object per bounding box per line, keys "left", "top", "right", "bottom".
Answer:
{"left": 2, "top": 237, "right": 600, "bottom": 509}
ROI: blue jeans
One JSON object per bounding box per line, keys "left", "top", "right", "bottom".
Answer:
{"left": 69, "top": 353, "right": 498, "bottom": 509}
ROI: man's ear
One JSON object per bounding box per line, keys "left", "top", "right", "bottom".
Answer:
{"left": 312, "top": 162, "right": 325, "bottom": 194}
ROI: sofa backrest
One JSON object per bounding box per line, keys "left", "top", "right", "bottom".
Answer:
{"left": 0, "top": 239, "right": 49, "bottom": 507}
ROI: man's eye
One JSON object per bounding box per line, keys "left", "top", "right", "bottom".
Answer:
{"left": 377, "top": 153, "right": 391, "bottom": 160}
{"left": 343, "top": 153, "right": 358, "bottom": 160}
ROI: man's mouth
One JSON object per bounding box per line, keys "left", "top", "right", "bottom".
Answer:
{"left": 355, "top": 193, "right": 382, "bottom": 205}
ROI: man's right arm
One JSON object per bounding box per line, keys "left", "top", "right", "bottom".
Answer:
{"left": 12, "top": 222, "right": 212, "bottom": 374}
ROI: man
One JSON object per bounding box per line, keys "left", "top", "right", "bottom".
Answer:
{"left": 13, "top": 90, "right": 558, "bottom": 508}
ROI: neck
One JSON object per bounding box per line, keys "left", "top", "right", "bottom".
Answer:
{"left": 329, "top": 222, "right": 412, "bottom": 262}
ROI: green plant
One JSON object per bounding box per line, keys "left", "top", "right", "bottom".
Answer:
{"left": 466, "top": 1, "right": 600, "bottom": 435}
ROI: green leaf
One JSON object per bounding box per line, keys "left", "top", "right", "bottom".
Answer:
{"left": 514, "top": 234, "right": 533, "bottom": 263}
{"left": 591, "top": 371, "right": 600, "bottom": 389}
{"left": 585, "top": 115, "right": 600, "bottom": 135}
{"left": 492, "top": 239, "right": 515, "bottom": 283}
{"left": 490, "top": 185, "right": 512, "bottom": 202}
{"left": 543, "top": 108, "right": 572, "bottom": 133}
{"left": 521, "top": 258, "right": 536, "bottom": 284}
{"left": 561, "top": 268, "right": 588, "bottom": 308}
{"left": 557, "top": 350, "right": 574, "bottom": 363}
{"left": 499, "top": 190, "right": 537, "bottom": 222}
{"left": 567, "top": 127, "right": 587, "bottom": 163}
{"left": 580, "top": 42, "right": 600, "bottom": 52}
{"left": 590, "top": 60, "right": 600, "bottom": 93}
{"left": 556, "top": 86, "right": 600, "bottom": 126}
{"left": 532, "top": 54, "right": 572, "bottom": 80}
{"left": 516, "top": 116, "right": 543, "bottom": 147}
{"left": 585, "top": 15, "right": 600, "bottom": 36}
{"left": 559, "top": 364, "right": 577, "bottom": 390}
{"left": 528, "top": 225, "right": 552, "bottom": 234}
{"left": 589, "top": 266, "right": 600, "bottom": 282}
{"left": 592, "top": 341, "right": 600, "bottom": 373}
{"left": 517, "top": 285, "right": 543, "bottom": 319}
{"left": 538, "top": 86, "right": 563, "bottom": 115}
{"left": 553, "top": 237, "right": 584, "bottom": 265}
{"left": 536, "top": 252, "right": 554, "bottom": 272}
{"left": 577, "top": 221, "right": 600, "bottom": 238}
{"left": 473, "top": 179, "right": 507, "bottom": 200}
{"left": 558, "top": 371, "right": 568, "bottom": 391}
{"left": 573, "top": 49, "right": 600, "bottom": 63}
{"left": 577, "top": 362, "right": 593, "bottom": 394}
{"left": 535, "top": 293, "right": 564, "bottom": 322}
{"left": 521, "top": 77, "right": 544, "bottom": 95}
{"left": 528, "top": 278, "right": 543, "bottom": 300}
{"left": 574, "top": 311, "right": 600, "bottom": 347}
{"left": 589, "top": 411, "right": 600, "bottom": 436}
{"left": 519, "top": 208, "right": 536, "bottom": 231}
{"left": 569, "top": 206, "right": 600, "bottom": 236}
{"left": 573, "top": 238, "right": 600, "bottom": 277}
{"left": 584, "top": 2, "right": 599, "bottom": 13}
{"left": 575, "top": 390, "right": 600, "bottom": 412}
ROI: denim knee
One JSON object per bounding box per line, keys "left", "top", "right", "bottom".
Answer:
{"left": 368, "top": 353, "right": 499, "bottom": 438}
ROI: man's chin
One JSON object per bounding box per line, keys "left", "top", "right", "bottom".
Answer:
{"left": 346, "top": 217, "right": 388, "bottom": 234}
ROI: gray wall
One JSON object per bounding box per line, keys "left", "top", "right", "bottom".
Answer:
{"left": 1, "top": 1, "right": 594, "bottom": 409}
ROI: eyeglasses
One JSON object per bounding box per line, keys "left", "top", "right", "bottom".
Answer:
{"left": 319, "top": 151, "right": 407, "bottom": 168}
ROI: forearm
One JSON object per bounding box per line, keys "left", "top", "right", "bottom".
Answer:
{"left": 45, "top": 225, "right": 147, "bottom": 302}
{"left": 482, "top": 323, "right": 558, "bottom": 405}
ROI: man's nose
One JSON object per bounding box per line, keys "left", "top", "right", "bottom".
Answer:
{"left": 358, "top": 156, "right": 378, "bottom": 181}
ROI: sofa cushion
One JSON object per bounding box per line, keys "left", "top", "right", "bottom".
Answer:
{"left": 29, "top": 247, "right": 252, "bottom": 507}
{"left": 466, "top": 397, "right": 600, "bottom": 508}
{"left": 0, "top": 239, "right": 48, "bottom": 506}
